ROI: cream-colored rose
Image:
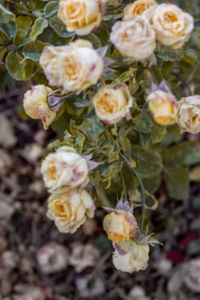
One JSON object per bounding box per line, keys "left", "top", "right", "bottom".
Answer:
{"left": 41, "top": 146, "right": 89, "bottom": 194}
{"left": 92, "top": 85, "right": 132, "bottom": 124}
{"left": 103, "top": 210, "right": 138, "bottom": 243}
{"left": 40, "top": 40, "right": 103, "bottom": 94}
{"left": 110, "top": 16, "right": 156, "bottom": 60}
{"left": 151, "top": 4, "right": 194, "bottom": 49}
{"left": 146, "top": 90, "right": 178, "bottom": 125}
{"left": 112, "top": 240, "right": 149, "bottom": 273}
{"left": 124, "top": 0, "right": 157, "bottom": 19}
{"left": 23, "top": 85, "right": 56, "bottom": 130}
{"left": 177, "top": 96, "right": 200, "bottom": 134}
{"left": 47, "top": 189, "right": 95, "bottom": 233}
{"left": 58, "top": 0, "right": 102, "bottom": 36}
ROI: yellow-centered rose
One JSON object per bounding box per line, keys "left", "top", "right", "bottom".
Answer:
{"left": 112, "top": 240, "right": 150, "bottom": 273}
{"left": 103, "top": 210, "right": 138, "bottom": 243}
{"left": 41, "top": 146, "right": 89, "bottom": 194}
{"left": 151, "top": 4, "right": 194, "bottom": 49}
{"left": 23, "top": 85, "right": 56, "bottom": 130}
{"left": 47, "top": 190, "right": 95, "bottom": 233}
{"left": 40, "top": 40, "right": 103, "bottom": 94}
{"left": 124, "top": 0, "right": 157, "bottom": 18}
{"left": 92, "top": 85, "right": 132, "bottom": 124}
{"left": 110, "top": 16, "right": 156, "bottom": 61}
{"left": 58, "top": 0, "right": 102, "bottom": 36}
{"left": 147, "top": 90, "right": 178, "bottom": 125}
{"left": 177, "top": 96, "right": 200, "bottom": 134}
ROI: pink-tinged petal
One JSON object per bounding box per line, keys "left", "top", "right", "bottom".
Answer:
{"left": 180, "top": 233, "right": 197, "bottom": 249}
{"left": 30, "top": 85, "right": 35, "bottom": 96}
{"left": 114, "top": 243, "right": 127, "bottom": 255}
{"left": 97, "top": 46, "right": 108, "bottom": 58}
{"left": 37, "top": 108, "right": 47, "bottom": 124}
{"left": 102, "top": 120, "right": 113, "bottom": 126}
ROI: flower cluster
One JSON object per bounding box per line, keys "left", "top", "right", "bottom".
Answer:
{"left": 111, "top": 0, "right": 194, "bottom": 60}
{"left": 41, "top": 146, "right": 95, "bottom": 233}
{"left": 20, "top": 0, "right": 200, "bottom": 275}
{"left": 103, "top": 201, "right": 151, "bottom": 273}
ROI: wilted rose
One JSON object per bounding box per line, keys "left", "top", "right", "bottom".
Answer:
{"left": 41, "top": 146, "right": 89, "bottom": 194}
{"left": 40, "top": 40, "right": 103, "bottom": 94}
{"left": 112, "top": 240, "right": 150, "bottom": 273}
{"left": 92, "top": 85, "right": 132, "bottom": 124}
{"left": 110, "top": 16, "right": 156, "bottom": 61}
{"left": 177, "top": 95, "right": 200, "bottom": 134}
{"left": 47, "top": 189, "right": 95, "bottom": 233}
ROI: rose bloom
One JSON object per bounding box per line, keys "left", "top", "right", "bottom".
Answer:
{"left": 151, "top": 4, "right": 194, "bottom": 49}
{"left": 112, "top": 240, "right": 150, "bottom": 273}
{"left": 177, "top": 96, "right": 200, "bottom": 134}
{"left": 92, "top": 85, "right": 132, "bottom": 125}
{"left": 110, "top": 16, "right": 156, "bottom": 61}
{"left": 146, "top": 90, "right": 178, "bottom": 125}
{"left": 58, "top": 0, "right": 102, "bottom": 36}
{"left": 23, "top": 85, "right": 56, "bottom": 130}
{"left": 124, "top": 0, "right": 157, "bottom": 19}
{"left": 103, "top": 210, "right": 138, "bottom": 243}
{"left": 47, "top": 189, "right": 95, "bottom": 233}
{"left": 40, "top": 40, "right": 103, "bottom": 94}
{"left": 41, "top": 146, "right": 89, "bottom": 194}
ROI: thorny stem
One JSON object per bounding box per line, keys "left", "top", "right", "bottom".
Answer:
{"left": 120, "top": 153, "right": 147, "bottom": 233}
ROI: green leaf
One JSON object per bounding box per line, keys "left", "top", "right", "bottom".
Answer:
{"left": 132, "top": 146, "right": 163, "bottom": 179}
{"left": 164, "top": 167, "right": 189, "bottom": 200}
{"left": 6, "top": 51, "right": 35, "bottom": 81}
{"left": 30, "top": 18, "right": 48, "bottom": 40}
{"left": 157, "top": 47, "right": 185, "bottom": 62}
{"left": 143, "top": 174, "right": 161, "bottom": 194}
{"left": 0, "top": 22, "right": 16, "bottom": 40}
{"left": 44, "top": 1, "right": 59, "bottom": 18}
{"left": 22, "top": 40, "right": 48, "bottom": 61}
{"left": 162, "top": 141, "right": 197, "bottom": 168}
{"left": 0, "top": 45, "right": 7, "bottom": 61}
{"left": 48, "top": 16, "right": 74, "bottom": 38}
{"left": 13, "top": 15, "right": 32, "bottom": 46}
{"left": 0, "top": 4, "right": 15, "bottom": 23}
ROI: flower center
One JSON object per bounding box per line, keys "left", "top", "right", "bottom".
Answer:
{"left": 164, "top": 12, "right": 178, "bottom": 23}
{"left": 97, "top": 93, "right": 119, "bottom": 114}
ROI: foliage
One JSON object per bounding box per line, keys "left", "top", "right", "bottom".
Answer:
{"left": 1, "top": 0, "right": 200, "bottom": 236}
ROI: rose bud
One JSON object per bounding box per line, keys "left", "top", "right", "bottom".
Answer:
{"left": 23, "top": 85, "right": 56, "bottom": 130}
{"left": 103, "top": 201, "right": 138, "bottom": 243}
{"left": 146, "top": 90, "right": 178, "bottom": 125}
{"left": 124, "top": 0, "right": 157, "bottom": 19}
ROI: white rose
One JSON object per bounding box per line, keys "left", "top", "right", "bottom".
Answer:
{"left": 110, "top": 16, "right": 156, "bottom": 61}
{"left": 151, "top": 4, "right": 194, "bottom": 49}
{"left": 47, "top": 189, "right": 95, "bottom": 233}
{"left": 58, "top": 0, "right": 102, "bottom": 36}
{"left": 23, "top": 85, "right": 56, "bottom": 130}
{"left": 40, "top": 40, "right": 103, "bottom": 94}
{"left": 177, "top": 96, "right": 200, "bottom": 134}
{"left": 41, "top": 146, "right": 89, "bottom": 194}
{"left": 92, "top": 85, "right": 132, "bottom": 124}
{"left": 112, "top": 240, "right": 149, "bottom": 273}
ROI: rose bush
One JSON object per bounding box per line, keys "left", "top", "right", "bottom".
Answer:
{"left": 1, "top": 0, "right": 200, "bottom": 274}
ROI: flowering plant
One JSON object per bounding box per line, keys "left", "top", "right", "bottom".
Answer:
{"left": 1, "top": 0, "right": 200, "bottom": 273}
